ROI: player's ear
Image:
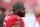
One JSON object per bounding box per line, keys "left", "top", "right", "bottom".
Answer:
{"left": 15, "top": 9, "right": 18, "bottom": 13}
{"left": 15, "top": 9, "right": 18, "bottom": 11}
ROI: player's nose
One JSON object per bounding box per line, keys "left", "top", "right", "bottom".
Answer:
{"left": 22, "top": 10, "right": 25, "bottom": 13}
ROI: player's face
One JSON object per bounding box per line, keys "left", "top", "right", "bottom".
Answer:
{"left": 14, "top": 8, "right": 25, "bottom": 17}
{"left": 34, "top": 8, "right": 40, "bottom": 17}
{"left": 0, "top": 10, "right": 5, "bottom": 15}
{"left": 17, "top": 8, "right": 25, "bottom": 17}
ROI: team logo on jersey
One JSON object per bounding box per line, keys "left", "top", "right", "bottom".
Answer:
{"left": 17, "top": 20, "right": 19, "bottom": 24}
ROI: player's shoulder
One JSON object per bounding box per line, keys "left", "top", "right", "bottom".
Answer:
{"left": 5, "top": 14, "right": 18, "bottom": 18}
{"left": 4, "top": 14, "right": 22, "bottom": 21}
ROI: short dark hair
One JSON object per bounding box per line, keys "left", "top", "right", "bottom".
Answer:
{"left": 0, "top": 7, "right": 6, "bottom": 12}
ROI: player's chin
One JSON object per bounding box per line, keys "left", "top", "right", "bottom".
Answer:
{"left": 35, "top": 13, "right": 40, "bottom": 17}
{"left": 20, "top": 13, "right": 25, "bottom": 17}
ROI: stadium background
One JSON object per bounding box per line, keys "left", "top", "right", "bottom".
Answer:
{"left": 0, "top": 0, "right": 38, "bottom": 15}
{"left": 0, "top": 0, "right": 40, "bottom": 27}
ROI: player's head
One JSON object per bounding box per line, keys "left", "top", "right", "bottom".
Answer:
{"left": 10, "top": 1, "right": 25, "bottom": 17}
{"left": 0, "top": 7, "right": 5, "bottom": 15}
{"left": 33, "top": 5, "right": 40, "bottom": 17}
{"left": 31, "top": 0, "right": 40, "bottom": 17}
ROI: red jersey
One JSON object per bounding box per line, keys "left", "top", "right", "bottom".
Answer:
{"left": 3, "top": 14, "right": 24, "bottom": 27}
{"left": 33, "top": 16, "right": 40, "bottom": 27}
